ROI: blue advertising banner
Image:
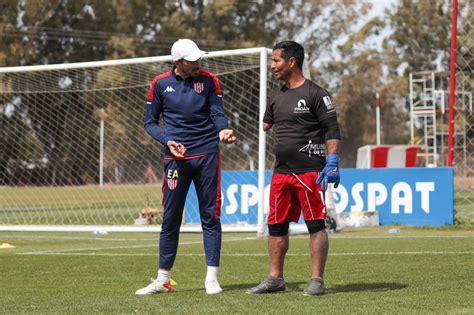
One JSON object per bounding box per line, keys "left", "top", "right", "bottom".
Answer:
{"left": 332, "top": 168, "right": 454, "bottom": 226}
{"left": 184, "top": 170, "right": 271, "bottom": 225}
{"left": 184, "top": 168, "right": 454, "bottom": 226}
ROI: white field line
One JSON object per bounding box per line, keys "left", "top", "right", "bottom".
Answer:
{"left": 2, "top": 235, "right": 197, "bottom": 242}
{"left": 19, "top": 236, "right": 255, "bottom": 255}
{"left": 19, "top": 251, "right": 474, "bottom": 257}
{"left": 5, "top": 234, "right": 473, "bottom": 242}
{"left": 13, "top": 235, "right": 473, "bottom": 256}
{"left": 320, "top": 235, "right": 472, "bottom": 239}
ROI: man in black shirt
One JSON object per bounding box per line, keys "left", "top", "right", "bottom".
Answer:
{"left": 247, "top": 41, "right": 341, "bottom": 296}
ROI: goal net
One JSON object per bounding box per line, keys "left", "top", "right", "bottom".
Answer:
{"left": 453, "top": 2, "right": 473, "bottom": 224}
{"left": 0, "top": 48, "right": 282, "bottom": 232}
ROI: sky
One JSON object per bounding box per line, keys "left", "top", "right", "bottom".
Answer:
{"left": 314, "top": 0, "right": 398, "bottom": 67}
{"left": 365, "top": 0, "right": 399, "bottom": 48}
{"left": 368, "top": 0, "right": 398, "bottom": 19}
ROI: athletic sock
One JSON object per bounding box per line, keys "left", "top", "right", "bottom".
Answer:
{"left": 157, "top": 270, "right": 171, "bottom": 283}
{"left": 205, "top": 266, "right": 219, "bottom": 282}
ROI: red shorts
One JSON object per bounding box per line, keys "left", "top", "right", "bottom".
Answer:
{"left": 268, "top": 172, "right": 326, "bottom": 224}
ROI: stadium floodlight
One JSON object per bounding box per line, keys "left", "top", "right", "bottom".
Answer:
{"left": 0, "top": 47, "right": 282, "bottom": 234}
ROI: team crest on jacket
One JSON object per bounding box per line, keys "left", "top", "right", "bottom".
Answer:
{"left": 193, "top": 82, "right": 205, "bottom": 94}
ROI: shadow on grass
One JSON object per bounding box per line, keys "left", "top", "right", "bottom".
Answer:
{"left": 222, "top": 282, "right": 407, "bottom": 294}
{"left": 327, "top": 282, "right": 408, "bottom": 294}
{"left": 223, "top": 281, "right": 306, "bottom": 293}
{"left": 166, "top": 282, "right": 407, "bottom": 294}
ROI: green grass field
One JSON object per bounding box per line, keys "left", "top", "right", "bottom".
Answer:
{"left": 1, "top": 228, "right": 473, "bottom": 314}
{"left": 0, "top": 185, "right": 162, "bottom": 225}
{"left": 454, "top": 188, "right": 474, "bottom": 224}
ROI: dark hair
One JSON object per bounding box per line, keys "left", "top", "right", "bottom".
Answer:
{"left": 273, "top": 41, "right": 304, "bottom": 70}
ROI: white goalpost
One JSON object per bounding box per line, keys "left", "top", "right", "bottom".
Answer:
{"left": 0, "top": 47, "right": 279, "bottom": 233}
{"left": 0, "top": 47, "right": 333, "bottom": 235}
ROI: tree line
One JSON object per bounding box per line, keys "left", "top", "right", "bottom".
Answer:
{"left": 0, "top": 0, "right": 461, "bottom": 185}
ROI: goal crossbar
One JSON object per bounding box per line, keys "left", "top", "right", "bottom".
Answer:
{"left": 0, "top": 47, "right": 274, "bottom": 234}
{"left": 0, "top": 47, "right": 272, "bottom": 73}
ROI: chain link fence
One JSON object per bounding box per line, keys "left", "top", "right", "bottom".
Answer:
{"left": 454, "top": 2, "right": 473, "bottom": 224}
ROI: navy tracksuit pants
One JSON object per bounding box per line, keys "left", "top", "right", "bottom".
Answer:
{"left": 159, "top": 152, "right": 222, "bottom": 269}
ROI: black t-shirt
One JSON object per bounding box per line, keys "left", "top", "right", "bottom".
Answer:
{"left": 263, "top": 79, "right": 337, "bottom": 173}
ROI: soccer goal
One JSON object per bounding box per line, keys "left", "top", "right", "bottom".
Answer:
{"left": 0, "top": 47, "right": 285, "bottom": 233}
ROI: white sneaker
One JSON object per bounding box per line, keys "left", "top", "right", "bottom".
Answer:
{"left": 205, "top": 279, "right": 223, "bottom": 295}
{"left": 135, "top": 278, "right": 172, "bottom": 295}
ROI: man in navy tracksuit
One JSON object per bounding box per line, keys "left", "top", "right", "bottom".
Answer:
{"left": 136, "top": 39, "right": 236, "bottom": 296}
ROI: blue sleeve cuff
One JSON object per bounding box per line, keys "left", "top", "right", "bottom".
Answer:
{"left": 215, "top": 118, "right": 229, "bottom": 132}
{"left": 160, "top": 135, "right": 171, "bottom": 146}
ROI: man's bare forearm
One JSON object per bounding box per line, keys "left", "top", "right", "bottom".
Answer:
{"left": 326, "top": 139, "right": 340, "bottom": 155}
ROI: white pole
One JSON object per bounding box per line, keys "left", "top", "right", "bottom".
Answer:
{"left": 409, "top": 73, "right": 415, "bottom": 144}
{"left": 249, "top": 157, "right": 255, "bottom": 171}
{"left": 375, "top": 93, "right": 381, "bottom": 146}
{"left": 0, "top": 47, "right": 270, "bottom": 73}
{"left": 257, "top": 48, "right": 268, "bottom": 238}
{"left": 99, "top": 108, "right": 105, "bottom": 188}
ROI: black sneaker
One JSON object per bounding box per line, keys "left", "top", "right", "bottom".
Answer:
{"left": 247, "top": 276, "right": 286, "bottom": 294}
{"left": 303, "top": 278, "right": 325, "bottom": 296}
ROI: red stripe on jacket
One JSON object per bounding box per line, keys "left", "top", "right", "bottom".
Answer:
{"left": 146, "top": 71, "right": 172, "bottom": 101}
{"left": 199, "top": 70, "right": 222, "bottom": 94}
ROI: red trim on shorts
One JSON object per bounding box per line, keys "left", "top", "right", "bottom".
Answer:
{"left": 164, "top": 154, "right": 207, "bottom": 161}
{"left": 304, "top": 190, "right": 315, "bottom": 221}
{"left": 161, "top": 161, "right": 166, "bottom": 210}
{"left": 214, "top": 153, "right": 222, "bottom": 219}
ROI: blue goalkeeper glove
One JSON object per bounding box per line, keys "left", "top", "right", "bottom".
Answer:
{"left": 316, "top": 154, "right": 340, "bottom": 192}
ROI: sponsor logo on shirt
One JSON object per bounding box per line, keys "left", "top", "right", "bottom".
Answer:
{"left": 164, "top": 86, "right": 176, "bottom": 93}
{"left": 322, "top": 96, "right": 334, "bottom": 110}
{"left": 293, "top": 99, "right": 310, "bottom": 113}
{"left": 193, "top": 82, "right": 205, "bottom": 94}
{"left": 298, "top": 140, "right": 326, "bottom": 158}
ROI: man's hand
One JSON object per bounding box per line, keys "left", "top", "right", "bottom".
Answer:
{"left": 263, "top": 122, "right": 273, "bottom": 131}
{"left": 219, "top": 129, "right": 236, "bottom": 144}
{"left": 167, "top": 140, "right": 186, "bottom": 158}
{"left": 316, "top": 154, "right": 340, "bottom": 192}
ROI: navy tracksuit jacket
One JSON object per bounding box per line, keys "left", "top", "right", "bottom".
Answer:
{"left": 145, "top": 67, "right": 228, "bottom": 268}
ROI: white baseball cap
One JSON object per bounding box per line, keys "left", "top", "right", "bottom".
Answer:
{"left": 171, "top": 39, "right": 206, "bottom": 62}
